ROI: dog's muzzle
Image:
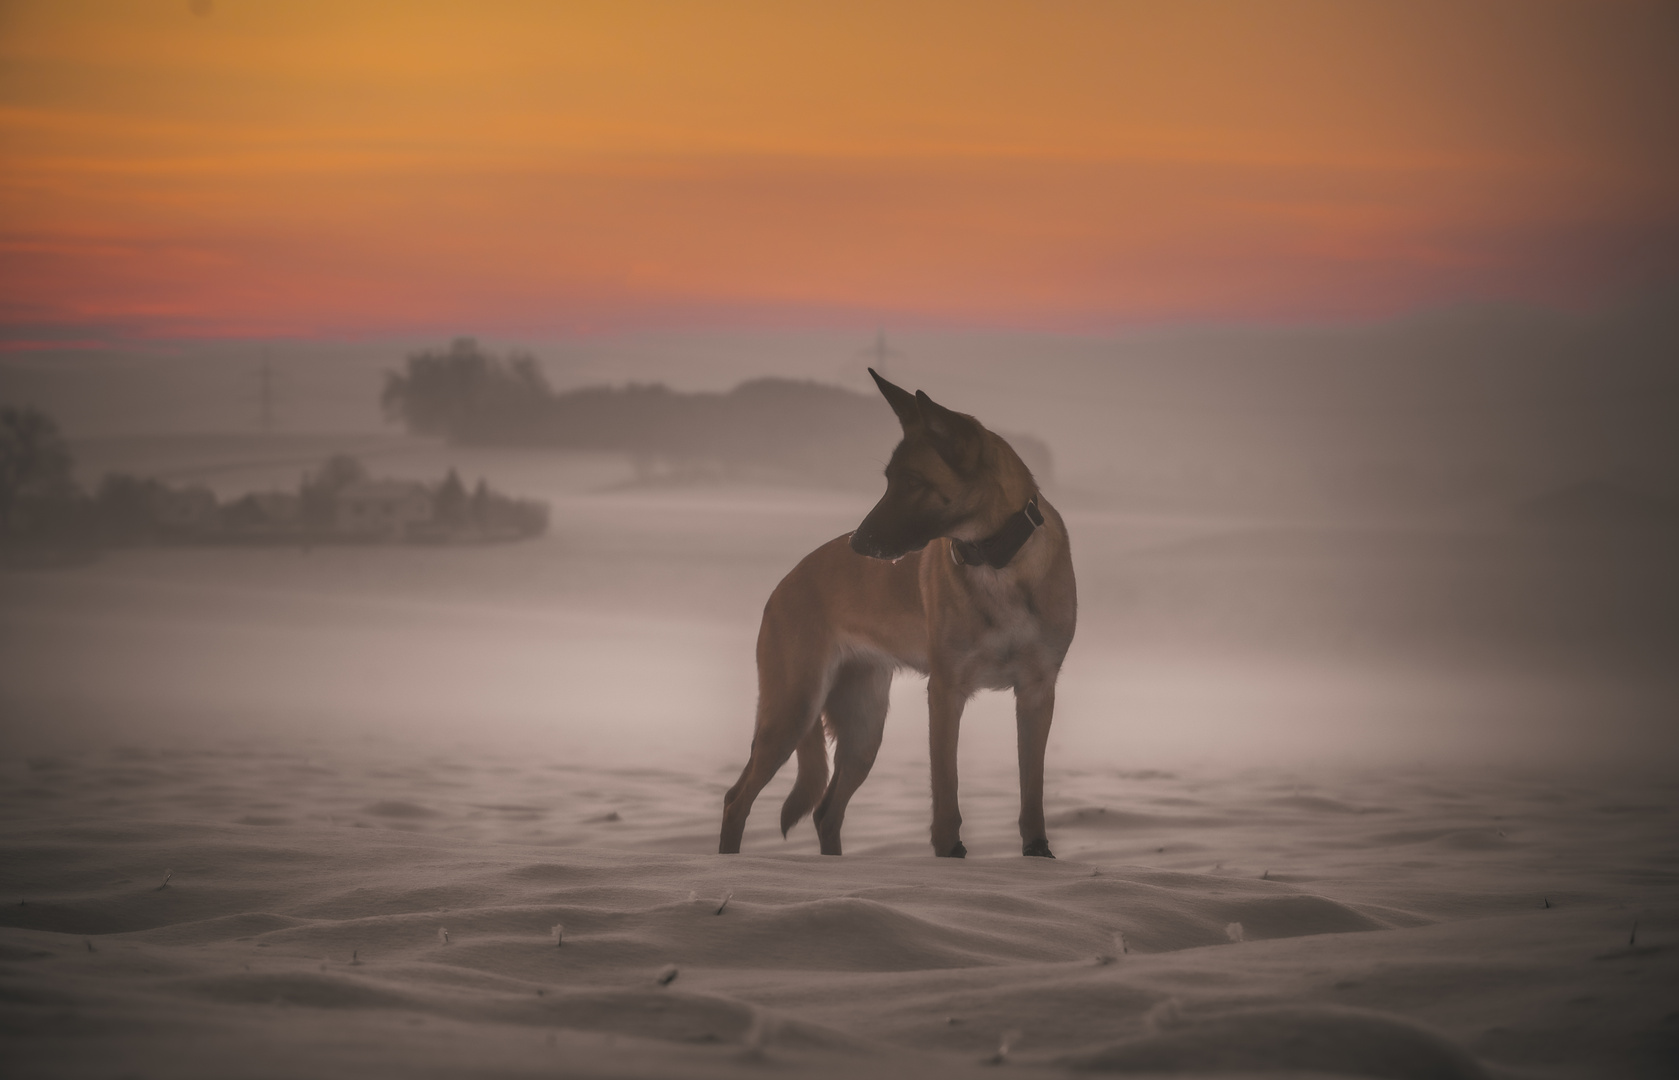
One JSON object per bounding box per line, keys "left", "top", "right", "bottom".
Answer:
{"left": 849, "top": 530, "right": 916, "bottom": 561}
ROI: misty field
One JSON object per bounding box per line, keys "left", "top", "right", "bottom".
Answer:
{"left": 5, "top": 1, "right": 1678, "bottom": 1073}
{"left": 2, "top": 438, "right": 1676, "bottom": 1078}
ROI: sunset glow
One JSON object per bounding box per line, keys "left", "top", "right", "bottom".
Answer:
{"left": 2, "top": 0, "right": 1675, "bottom": 341}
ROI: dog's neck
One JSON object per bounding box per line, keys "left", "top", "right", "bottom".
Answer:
{"left": 948, "top": 434, "right": 1043, "bottom": 570}
{"left": 950, "top": 496, "right": 1044, "bottom": 569}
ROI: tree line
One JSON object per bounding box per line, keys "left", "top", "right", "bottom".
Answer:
{"left": 0, "top": 407, "right": 546, "bottom": 553}
{"left": 381, "top": 339, "right": 1054, "bottom": 487}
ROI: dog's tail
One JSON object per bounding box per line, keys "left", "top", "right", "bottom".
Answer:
{"left": 779, "top": 719, "right": 830, "bottom": 837}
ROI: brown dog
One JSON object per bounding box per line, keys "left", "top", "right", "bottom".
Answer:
{"left": 718, "top": 370, "right": 1076, "bottom": 857}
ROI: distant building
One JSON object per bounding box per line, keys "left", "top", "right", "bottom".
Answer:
{"left": 334, "top": 480, "right": 432, "bottom": 537}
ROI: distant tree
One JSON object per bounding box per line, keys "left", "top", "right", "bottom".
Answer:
{"left": 300, "top": 454, "right": 368, "bottom": 530}
{"left": 312, "top": 454, "right": 369, "bottom": 492}
{"left": 469, "top": 478, "right": 491, "bottom": 525}
{"left": 434, "top": 468, "right": 468, "bottom": 525}
{"left": 0, "top": 406, "right": 78, "bottom": 537}
{"left": 382, "top": 338, "right": 554, "bottom": 442}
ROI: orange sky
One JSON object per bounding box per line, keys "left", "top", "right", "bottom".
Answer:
{"left": 2, "top": 0, "right": 1676, "bottom": 341}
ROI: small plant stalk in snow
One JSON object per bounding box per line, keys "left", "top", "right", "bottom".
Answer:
{"left": 988, "top": 1028, "right": 1024, "bottom": 1065}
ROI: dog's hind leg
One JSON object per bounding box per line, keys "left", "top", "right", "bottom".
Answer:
{"left": 720, "top": 667, "right": 827, "bottom": 854}
{"left": 778, "top": 721, "right": 830, "bottom": 839}
{"left": 812, "top": 660, "right": 891, "bottom": 856}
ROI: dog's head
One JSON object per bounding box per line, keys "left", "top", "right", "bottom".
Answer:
{"left": 850, "top": 369, "right": 993, "bottom": 561}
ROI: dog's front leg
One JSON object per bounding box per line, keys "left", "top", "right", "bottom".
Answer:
{"left": 1015, "top": 675, "right": 1056, "bottom": 858}
{"left": 928, "top": 672, "right": 968, "bottom": 857}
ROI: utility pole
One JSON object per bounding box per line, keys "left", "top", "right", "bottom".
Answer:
{"left": 863, "top": 329, "right": 901, "bottom": 377}
{"left": 839, "top": 329, "right": 904, "bottom": 386}
{"left": 257, "top": 352, "right": 275, "bottom": 432}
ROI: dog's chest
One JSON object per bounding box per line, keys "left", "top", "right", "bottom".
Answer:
{"left": 946, "top": 573, "right": 1053, "bottom": 688}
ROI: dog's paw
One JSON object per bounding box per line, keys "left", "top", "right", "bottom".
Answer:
{"left": 1023, "top": 838, "right": 1054, "bottom": 858}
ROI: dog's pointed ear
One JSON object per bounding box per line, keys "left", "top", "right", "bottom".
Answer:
{"left": 869, "top": 368, "right": 919, "bottom": 427}
{"left": 915, "top": 390, "right": 983, "bottom": 472}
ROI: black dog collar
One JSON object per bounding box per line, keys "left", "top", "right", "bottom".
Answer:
{"left": 951, "top": 497, "right": 1045, "bottom": 569}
